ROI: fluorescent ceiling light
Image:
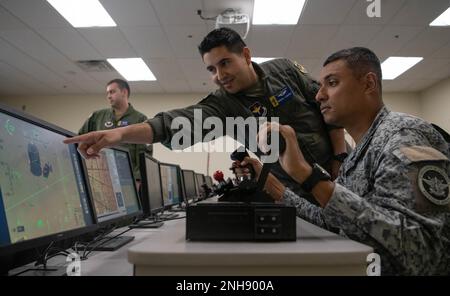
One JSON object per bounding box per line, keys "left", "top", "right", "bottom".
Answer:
{"left": 252, "top": 57, "right": 276, "bottom": 64}
{"left": 430, "top": 7, "right": 450, "bottom": 26}
{"left": 253, "top": 0, "right": 306, "bottom": 25}
{"left": 107, "top": 58, "right": 156, "bottom": 81}
{"left": 381, "top": 57, "right": 423, "bottom": 80}
{"left": 47, "top": 0, "right": 116, "bottom": 27}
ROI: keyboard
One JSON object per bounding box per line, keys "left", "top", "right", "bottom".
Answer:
{"left": 82, "top": 235, "right": 135, "bottom": 251}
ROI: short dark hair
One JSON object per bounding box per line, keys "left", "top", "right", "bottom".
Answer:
{"left": 198, "top": 27, "right": 246, "bottom": 57}
{"left": 324, "top": 47, "right": 382, "bottom": 92}
{"left": 107, "top": 78, "right": 130, "bottom": 97}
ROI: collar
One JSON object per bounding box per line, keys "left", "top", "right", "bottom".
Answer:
{"left": 345, "top": 106, "right": 389, "bottom": 168}
{"left": 112, "top": 103, "right": 134, "bottom": 120}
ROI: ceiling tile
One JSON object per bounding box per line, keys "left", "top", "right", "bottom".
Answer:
{"left": 389, "top": 0, "right": 450, "bottom": 26}
{"left": 178, "top": 58, "right": 215, "bottom": 92}
{"left": 300, "top": 0, "right": 357, "bottom": 25}
{"left": 101, "top": 0, "right": 161, "bottom": 27}
{"left": 344, "top": 0, "right": 406, "bottom": 25}
{"left": 151, "top": 0, "right": 204, "bottom": 25}
{"left": 165, "top": 25, "right": 207, "bottom": 58}
{"left": 396, "top": 27, "right": 450, "bottom": 57}
{"left": 38, "top": 27, "right": 102, "bottom": 61}
{"left": 286, "top": 25, "right": 340, "bottom": 58}
{"left": 0, "top": 0, "right": 70, "bottom": 29}
{"left": 327, "top": 25, "right": 384, "bottom": 54}
{"left": 78, "top": 27, "right": 137, "bottom": 58}
{"left": 431, "top": 40, "right": 450, "bottom": 59}
{"left": 368, "top": 25, "right": 423, "bottom": 57}
{"left": 121, "top": 26, "right": 173, "bottom": 58}
{"left": 0, "top": 6, "right": 27, "bottom": 30}
{"left": 246, "top": 26, "right": 294, "bottom": 57}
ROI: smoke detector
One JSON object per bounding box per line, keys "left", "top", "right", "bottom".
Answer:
{"left": 215, "top": 9, "right": 250, "bottom": 39}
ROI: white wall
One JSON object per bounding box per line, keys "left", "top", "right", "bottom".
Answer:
{"left": 382, "top": 92, "right": 422, "bottom": 117}
{"left": 420, "top": 77, "right": 450, "bottom": 133}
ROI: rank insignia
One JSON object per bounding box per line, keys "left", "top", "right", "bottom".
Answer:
{"left": 418, "top": 165, "right": 450, "bottom": 206}
{"left": 249, "top": 102, "right": 267, "bottom": 117}
{"left": 294, "top": 61, "right": 308, "bottom": 74}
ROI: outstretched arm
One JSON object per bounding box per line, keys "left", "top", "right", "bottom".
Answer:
{"left": 63, "top": 122, "right": 153, "bottom": 159}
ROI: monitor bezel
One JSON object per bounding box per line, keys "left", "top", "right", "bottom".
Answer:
{"left": 205, "top": 175, "right": 213, "bottom": 187}
{"left": 80, "top": 145, "right": 143, "bottom": 228}
{"left": 0, "top": 103, "right": 98, "bottom": 256}
{"left": 181, "top": 169, "right": 197, "bottom": 203}
{"left": 139, "top": 152, "right": 164, "bottom": 216}
{"left": 159, "top": 162, "right": 184, "bottom": 210}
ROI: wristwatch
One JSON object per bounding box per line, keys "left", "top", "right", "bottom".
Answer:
{"left": 333, "top": 152, "right": 348, "bottom": 162}
{"left": 301, "top": 163, "right": 331, "bottom": 192}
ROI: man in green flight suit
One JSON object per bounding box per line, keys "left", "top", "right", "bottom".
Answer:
{"left": 66, "top": 28, "right": 347, "bottom": 204}
{"left": 79, "top": 78, "right": 151, "bottom": 180}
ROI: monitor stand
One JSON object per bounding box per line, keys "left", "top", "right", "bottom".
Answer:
{"left": 158, "top": 212, "right": 177, "bottom": 219}
{"left": 11, "top": 266, "right": 68, "bottom": 276}
{"left": 129, "top": 220, "right": 164, "bottom": 229}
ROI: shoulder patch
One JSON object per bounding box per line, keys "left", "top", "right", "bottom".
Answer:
{"left": 418, "top": 165, "right": 450, "bottom": 206}
{"left": 293, "top": 61, "right": 308, "bottom": 74}
{"left": 400, "top": 146, "right": 448, "bottom": 162}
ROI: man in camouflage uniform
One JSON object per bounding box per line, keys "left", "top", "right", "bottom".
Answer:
{"left": 251, "top": 47, "right": 450, "bottom": 275}
{"left": 79, "top": 78, "right": 151, "bottom": 179}
{"left": 66, "top": 28, "right": 347, "bottom": 204}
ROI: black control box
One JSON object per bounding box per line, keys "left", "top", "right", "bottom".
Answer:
{"left": 186, "top": 202, "right": 297, "bottom": 241}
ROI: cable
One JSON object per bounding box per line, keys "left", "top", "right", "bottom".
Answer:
{"left": 197, "top": 9, "right": 217, "bottom": 21}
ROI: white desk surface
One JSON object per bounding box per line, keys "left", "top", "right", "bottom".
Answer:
{"left": 127, "top": 218, "right": 373, "bottom": 276}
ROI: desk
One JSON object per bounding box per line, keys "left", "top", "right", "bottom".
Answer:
{"left": 128, "top": 218, "right": 373, "bottom": 276}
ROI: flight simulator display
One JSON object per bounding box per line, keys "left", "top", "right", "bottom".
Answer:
{"left": 0, "top": 104, "right": 96, "bottom": 257}
{"left": 159, "top": 163, "right": 183, "bottom": 208}
{"left": 83, "top": 147, "right": 141, "bottom": 224}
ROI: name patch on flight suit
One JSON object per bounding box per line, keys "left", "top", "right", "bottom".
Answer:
{"left": 269, "top": 86, "right": 294, "bottom": 108}
{"left": 118, "top": 121, "right": 128, "bottom": 127}
{"left": 249, "top": 102, "right": 267, "bottom": 117}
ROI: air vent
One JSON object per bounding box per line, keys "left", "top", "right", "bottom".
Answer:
{"left": 75, "top": 60, "right": 115, "bottom": 72}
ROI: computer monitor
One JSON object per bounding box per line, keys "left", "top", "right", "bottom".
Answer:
{"left": 195, "top": 173, "right": 206, "bottom": 199}
{"left": 205, "top": 175, "right": 213, "bottom": 189}
{"left": 159, "top": 163, "right": 183, "bottom": 209}
{"left": 139, "top": 153, "right": 164, "bottom": 216}
{"left": 0, "top": 103, "right": 96, "bottom": 273}
{"left": 182, "top": 169, "right": 197, "bottom": 203}
{"left": 82, "top": 146, "right": 142, "bottom": 226}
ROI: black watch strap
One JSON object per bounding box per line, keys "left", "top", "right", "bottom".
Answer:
{"left": 333, "top": 152, "right": 348, "bottom": 162}
{"left": 301, "top": 164, "right": 331, "bottom": 193}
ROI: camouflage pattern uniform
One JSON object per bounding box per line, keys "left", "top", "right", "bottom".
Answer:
{"left": 283, "top": 106, "right": 450, "bottom": 275}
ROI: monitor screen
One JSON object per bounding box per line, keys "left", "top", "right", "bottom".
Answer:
{"left": 139, "top": 153, "right": 163, "bottom": 215}
{"left": 83, "top": 147, "right": 141, "bottom": 224}
{"left": 159, "top": 163, "right": 182, "bottom": 208}
{"left": 0, "top": 104, "right": 95, "bottom": 254}
{"left": 182, "top": 170, "right": 197, "bottom": 202}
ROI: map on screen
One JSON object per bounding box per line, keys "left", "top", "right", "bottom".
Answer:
{"left": 0, "top": 112, "right": 92, "bottom": 246}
